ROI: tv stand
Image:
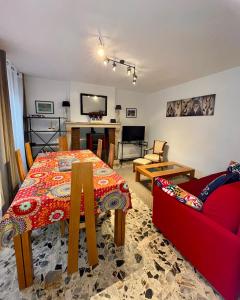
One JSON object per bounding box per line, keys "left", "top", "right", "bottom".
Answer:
{"left": 118, "top": 140, "right": 148, "bottom": 163}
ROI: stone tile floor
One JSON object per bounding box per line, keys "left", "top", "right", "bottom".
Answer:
{"left": 0, "top": 190, "right": 222, "bottom": 300}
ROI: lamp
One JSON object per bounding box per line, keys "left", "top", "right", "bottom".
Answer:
{"left": 62, "top": 100, "right": 70, "bottom": 121}
{"left": 115, "top": 105, "right": 122, "bottom": 110}
{"left": 62, "top": 101, "right": 70, "bottom": 107}
{"left": 97, "top": 35, "right": 138, "bottom": 85}
{"left": 115, "top": 105, "right": 122, "bottom": 123}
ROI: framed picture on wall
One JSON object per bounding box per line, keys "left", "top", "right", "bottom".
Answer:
{"left": 35, "top": 101, "right": 54, "bottom": 114}
{"left": 126, "top": 108, "right": 137, "bottom": 118}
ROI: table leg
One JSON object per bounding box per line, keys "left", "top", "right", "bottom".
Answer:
{"left": 21, "top": 231, "right": 33, "bottom": 287}
{"left": 13, "top": 235, "right": 26, "bottom": 290}
{"left": 114, "top": 209, "right": 126, "bottom": 246}
{"left": 189, "top": 169, "right": 195, "bottom": 179}
{"left": 135, "top": 170, "right": 140, "bottom": 182}
{"left": 13, "top": 231, "right": 33, "bottom": 289}
{"left": 151, "top": 178, "right": 154, "bottom": 195}
{"left": 60, "top": 220, "right": 65, "bottom": 237}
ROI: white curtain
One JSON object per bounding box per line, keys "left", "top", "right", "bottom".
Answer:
{"left": 6, "top": 60, "right": 27, "bottom": 171}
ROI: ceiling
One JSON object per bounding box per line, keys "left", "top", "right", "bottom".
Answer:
{"left": 1, "top": 0, "right": 240, "bottom": 92}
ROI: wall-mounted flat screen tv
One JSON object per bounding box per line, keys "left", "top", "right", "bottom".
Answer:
{"left": 122, "top": 126, "right": 145, "bottom": 142}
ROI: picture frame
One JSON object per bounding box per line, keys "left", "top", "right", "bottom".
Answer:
{"left": 80, "top": 93, "right": 107, "bottom": 116}
{"left": 126, "top": 108, "right": 137, "bottom": 118}
{"left": 166, "top": 94, "right": 216, "bottom": 117}
{"left": 35, "top": 101, "right": 54, "bottom": 114}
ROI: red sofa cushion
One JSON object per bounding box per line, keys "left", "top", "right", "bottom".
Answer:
{"left": 202, "top": 182, "right": 240, "bottom": 233}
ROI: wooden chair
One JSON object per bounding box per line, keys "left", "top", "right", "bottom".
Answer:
{"left": 67, "top": 162, "right": 98, "bottom": 274}
{"left": 15, "top": 149, "right": 26, "bottom": 183}
{"left": 96, "top": 139, "right": 102, "bottom": 159}
{"left": 144, "top": 140, "right": 167, "bottom": 163}
{"left": 58, "top": 135, "right": 68, "bottom": 151}
{"left": 25, "top": 142, "right": 33, "bottom": 169}
{"left": 108, "top": 143, "right": 115, "bottom": 169}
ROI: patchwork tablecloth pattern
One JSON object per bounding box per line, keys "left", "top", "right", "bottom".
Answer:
{"left": 0, "top": 150, "right": 131, "bottom": 247}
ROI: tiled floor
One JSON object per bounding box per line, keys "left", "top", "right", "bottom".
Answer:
{"left": 0, "top": 187, "right": 221, "bottom": 300}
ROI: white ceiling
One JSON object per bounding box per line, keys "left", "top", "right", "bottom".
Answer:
{"left": 1, "top": 0, "right": 240, "bottom": 92}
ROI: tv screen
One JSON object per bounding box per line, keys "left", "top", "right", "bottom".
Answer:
{"left": 122, "top": 126, "right": 145, "bottom": 142}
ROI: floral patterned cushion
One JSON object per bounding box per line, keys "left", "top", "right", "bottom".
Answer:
{"left": 156, "top": 177, "right": 203, "bottom": 211}
{"left": 227, "top": 161, "right": 240, "bottom": 175}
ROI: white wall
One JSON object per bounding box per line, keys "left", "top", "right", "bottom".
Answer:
{"left": 116, "top": 89, "right": 147, "bottom": 126}
{"left": 70, "top": 81, "right": 116, "bottom": 122}
{"left": 25, "top": 76, "right": 70, "bottom": 117}
{"left": 116, "top": 89, "right": 148, "bottom": 159}
{"left": 24, "top": 76, "right": 147, "bottom": 157}
{"left": 145, "top": 67, "right": 240, "bottom": 177}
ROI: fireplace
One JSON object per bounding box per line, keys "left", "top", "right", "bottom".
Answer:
{"left": 65, "top": 122, "right": 121, "bottom": 163}
{"left": 87, "top": 131, "right": 108, "bottom": 161}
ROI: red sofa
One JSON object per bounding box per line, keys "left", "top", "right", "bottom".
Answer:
{"left": 152, "top": 172, "right": 240, "bottom": 300}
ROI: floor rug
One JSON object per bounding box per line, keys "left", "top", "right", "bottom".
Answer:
{"left": 0, "top": 190, "right": 221, "bottom": 300}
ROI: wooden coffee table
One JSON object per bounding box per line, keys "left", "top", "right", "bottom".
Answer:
{"left": 135, "top": 161, "right": 195, "bottom": 192}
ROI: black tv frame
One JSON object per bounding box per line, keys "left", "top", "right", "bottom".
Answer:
{"left": 122, "top": 125, "right": 145, "bottom": 142}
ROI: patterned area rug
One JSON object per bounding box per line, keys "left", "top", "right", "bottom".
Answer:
{"left": 0, "top": 191, "right": 221, "bottom": 300}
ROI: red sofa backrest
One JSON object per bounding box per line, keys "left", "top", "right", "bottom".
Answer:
{"left": 202, "top": 182, "right": 240, "bottom": 234}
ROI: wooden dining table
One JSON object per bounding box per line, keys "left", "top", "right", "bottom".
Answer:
{"left": 0, "top": 150, "right": 131, "bottom": 289}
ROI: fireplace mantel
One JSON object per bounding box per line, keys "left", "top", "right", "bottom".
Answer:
{"left": 65, "top": 121, "right": 121, "bottom": 130}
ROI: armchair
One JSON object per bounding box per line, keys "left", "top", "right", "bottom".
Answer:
{"left": 144, "top": 140, "right": 167, "bottom": 163}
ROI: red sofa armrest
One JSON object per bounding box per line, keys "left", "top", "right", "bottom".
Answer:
{"left": 152, "top": 183, "right": 240, "bottom": 300}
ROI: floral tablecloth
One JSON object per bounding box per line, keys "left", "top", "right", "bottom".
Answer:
{"left": 0, "top": 150, "right": 131, "bottom": 247}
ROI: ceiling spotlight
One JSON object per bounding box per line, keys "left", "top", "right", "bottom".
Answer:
{"left": 132, "top": 79, "right": 136, "bottom": 85}
{"left": 112, "top": 62, "right": 117, "bottom": 71}
{"left": 127, "top": 66, "right": 131, "bottom": 76}
{"left": 103, "top": 58, "right": 108, "bottom": 66}
{"left": 133, "top": 72, "right": 137, "bottom": 81}
{"left": 98, "top": 45, "right": 105, "bottom": 57}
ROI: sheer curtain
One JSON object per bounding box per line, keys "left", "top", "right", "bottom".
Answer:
{"left": 6, "top": 60, "right": 27, "bottom": 170}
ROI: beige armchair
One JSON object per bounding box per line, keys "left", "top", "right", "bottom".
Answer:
{"left": 144, "top": 140, "right": 167, "bottom": 163}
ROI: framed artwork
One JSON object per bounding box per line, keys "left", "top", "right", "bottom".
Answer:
{"left": 35, "top": 101, "right": 54, "bottom": 114}
{"left": 126, "top": 108, "right": 137, "bottom": 118}
{"left": 166, "top": 94, "right": 216, "bottom": 117}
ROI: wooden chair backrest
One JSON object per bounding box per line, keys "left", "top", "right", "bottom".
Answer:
{"left": 108, "top": 143, "right": 115, "bottom": 169}
{"left": 153, "top": 140, "right": 167, "bottom": 154}
{"left": 15, "top": 149, "right": 26, "bottom": 183}
{"left": 67, "top": 162, "right": 98, "bottom": 273}
{"left": 59, "top": 135, "right": 68, "bottom": 151}
{"left": 25, "top": 142, "right": 33, "bottom": 169}
{"left": 96, "top": 139, "right": 102, "bottom": 158}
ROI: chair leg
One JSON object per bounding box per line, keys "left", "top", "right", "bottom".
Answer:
{"left": 68, "top": 214, "right": 80, "bottom": 274}
{"left": 85, "top": 214, "right": 98, "bottom": 266}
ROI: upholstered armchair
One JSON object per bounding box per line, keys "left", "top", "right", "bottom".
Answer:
{"left": 144, "top": 140, "right": 167, "bottom": 163}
